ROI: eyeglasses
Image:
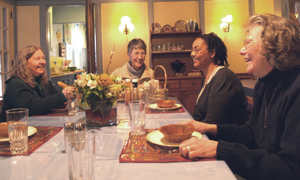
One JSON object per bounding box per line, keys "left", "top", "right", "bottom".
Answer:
{"left": 191, "top": 49, "right": 207, "bottom": 55}
{"left": 131, "top": 52, "right": 146, "bottom": 57}
{"left": 244, "top": 40, "right": 256, "bottom": 50}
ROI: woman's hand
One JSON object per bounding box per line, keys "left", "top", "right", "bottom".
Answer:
{"left": 179, "top": 119, "right": 217, "bottom": 135}
{"left": 62, "top": 86, "right": 75, "bottom": 98}
{"left": 179, "top": 137, "right": 218, "bottom": 159}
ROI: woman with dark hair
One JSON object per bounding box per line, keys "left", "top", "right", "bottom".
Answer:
{"left": 111, "top": 38, "right": 153, "bottom": 84}
{"left": 0, "top": 45, "right": 73, "bottom": 122}
{"left": 191, "top": 33, "right": 247, "bottom": 130}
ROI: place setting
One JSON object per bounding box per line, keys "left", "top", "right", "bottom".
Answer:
{"left": 0, "top": 108, "right": 63, "bottom": 156}
{"left": 119, "top": 123, "right": 214, "bottom": 163}
{"left": 146, "top": 100, "right": 185, "bottom": 114}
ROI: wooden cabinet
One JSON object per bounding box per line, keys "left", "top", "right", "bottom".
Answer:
{"left": 150, "top": 30, "right": 202, "bottom": 78}
{"left": 150, "top": 30, "right": 203, "bottom": 114}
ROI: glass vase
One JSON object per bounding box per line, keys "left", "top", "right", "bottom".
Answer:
{"left": 85, "top": 100, "right": 117, "bottom": 127}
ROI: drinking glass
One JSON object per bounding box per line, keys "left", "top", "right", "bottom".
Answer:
{"left": 129, "top": 100, "right": 146, "bottom": 135}
{"left": 6, "top": 108, "right": 29, "bottom": 154}
{"left": 65, "top": 131, "right": 95, "bottom": 180}
{"left": 67, "top": 91, "right": 80, "bottom": 115}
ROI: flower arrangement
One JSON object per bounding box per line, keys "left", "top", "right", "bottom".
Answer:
{"left": 74, "top": 73, "right": 125, "bottom": 126}
{"left": 74, "top": 73, "right": 125, "bottom": 106}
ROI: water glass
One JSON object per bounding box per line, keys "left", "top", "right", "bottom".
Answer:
{"left": 67, "top": 92, "right": 80, "bottom": 115}
{"left": 129, "top": 100, "right": 146, "bottom": 135}
{"left": 65, "top": 131, "right": 96, "bottom": 180}
{"left": 6, "top": 108, "right": 29, "bottom": 154}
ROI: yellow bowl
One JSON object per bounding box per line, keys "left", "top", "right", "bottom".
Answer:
{"left": 159, "top": 124, "right": 195, "bottom": 143}
{"left": 155, "top": 100, "right": 176, "bottom": 108}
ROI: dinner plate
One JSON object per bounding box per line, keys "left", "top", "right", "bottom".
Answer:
{"left": 174, "top": 20, "right": 187, "bottom": 32}
{"left": 148, "top": 103, "right": 182, "bottom": 111}
{"left": 146, "top": 130, "right": 202, "bottom": 147}
{"left": 0, "top": 126, "right": 37, "bottom": 142}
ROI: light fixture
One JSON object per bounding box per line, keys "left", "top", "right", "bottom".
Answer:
{"left": 220, "top": 15, "right": 233, "bottom": 33}
{"left": 119, "top": 16, "right": 134, "bottom": 35}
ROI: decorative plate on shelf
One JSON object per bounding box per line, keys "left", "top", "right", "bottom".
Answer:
{"left": 151, "top": 23, "right": 162, "bottom": 33}
{"left": 171, "top": 27, "right": 177, "bottom": 32}
{"left": 174, "top": 20, "right": 187, "bottom": 32}
{"left": 162, "top": 24, "right": 172, "bottom": 33}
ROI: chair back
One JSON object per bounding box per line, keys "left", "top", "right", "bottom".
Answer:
{"left": 245, "top": 96, "right": 253, "bottom": 118}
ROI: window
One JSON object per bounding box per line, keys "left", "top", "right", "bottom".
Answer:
{"left": 0, "top": 1, "right": 13, "bottom": 99}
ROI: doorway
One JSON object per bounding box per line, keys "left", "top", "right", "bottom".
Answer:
{"left": 48, "top": 6, "right": 87, "bottom": 74}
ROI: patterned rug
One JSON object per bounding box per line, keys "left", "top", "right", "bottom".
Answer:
{"left": 119, "top": 130, "right": 215, "bottom": 163}
{"left": 0, "top": 127, "right": 63, "bottom": 156}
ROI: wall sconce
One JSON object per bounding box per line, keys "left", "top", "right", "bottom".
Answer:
{"left": 220, "top": 15, "right": 233, "bottom": 33}
{"left": 119, "top": 16, "right": 134, "bottom": 35}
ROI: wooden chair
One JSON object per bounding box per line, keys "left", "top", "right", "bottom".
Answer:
{"left": 0, "top": 100, "right": 3, "bottom": 114}
{"left": 245, "top": 96, "right": 253, "bottom": 118}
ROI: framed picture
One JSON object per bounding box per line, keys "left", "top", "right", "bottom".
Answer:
{"left": 59, "top": 42, "right": 65, "bottom": 57}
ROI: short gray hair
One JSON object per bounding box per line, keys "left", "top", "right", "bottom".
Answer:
{"left": 127, "top": 38, "right": 147, "bottom": 55}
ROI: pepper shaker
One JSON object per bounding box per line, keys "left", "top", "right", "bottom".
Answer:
{"left": 75, "top": 122, "right": 86, "bottom": 131}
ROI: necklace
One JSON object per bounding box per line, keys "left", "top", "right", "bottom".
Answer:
{"left": 264, "top": 80, "right": 283, "bottom": 129}
{"left": 196, "top": 66, "right": 224, "bottom": 104}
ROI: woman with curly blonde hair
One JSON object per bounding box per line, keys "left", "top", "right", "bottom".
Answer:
{"left": 0, "top": 45, "right": 72, "bottom": 122}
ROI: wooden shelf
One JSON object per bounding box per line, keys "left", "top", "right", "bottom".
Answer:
{"left": 150, "top": 30, "right": 202, "bottom": 77}
{"left": 150, "top": 30, "right": 202, "bottom": 36}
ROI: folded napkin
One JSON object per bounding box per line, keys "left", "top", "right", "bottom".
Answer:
{"left": 0, "top": 127, "right": 63, "bottom": 156}
{"left": 119, "top": 130, "right": 215, "bottom": 163}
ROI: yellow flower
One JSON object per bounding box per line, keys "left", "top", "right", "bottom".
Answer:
{"left": 98, "top": 74, "right": 114, "bottom": 86}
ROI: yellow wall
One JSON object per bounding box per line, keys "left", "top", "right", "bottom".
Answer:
{"left": 101, "top": 2, "right": 149, "bottom": 74}
{"left": 205, "top": 0, "right": 249, "bottom": 73}
{"left": 153, "top": 1, "right": 199, "bottom": 26}
{"left": 17, "top": 6, "right": 40, "bottom": 51}
{"left": 254, "top": 0, "right": 274, "bottom": 14}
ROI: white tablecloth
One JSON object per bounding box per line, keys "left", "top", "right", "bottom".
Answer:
{"left": 0, "top": 101, "right": 237, "bottom": 180}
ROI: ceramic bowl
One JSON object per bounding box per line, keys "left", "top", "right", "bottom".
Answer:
{"left": 155, "top": 100, "right": 176, "bottom": 108}
{"left": 159, "top": 124, "right": 195, "bottom": 143}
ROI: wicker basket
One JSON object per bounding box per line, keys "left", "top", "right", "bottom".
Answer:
{"left": 151, "top": 65, "right": 169, "bottom": 101}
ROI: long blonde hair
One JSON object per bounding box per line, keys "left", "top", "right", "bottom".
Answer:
{"left": 9, "top": 45, "right": 48, "bottom": 88}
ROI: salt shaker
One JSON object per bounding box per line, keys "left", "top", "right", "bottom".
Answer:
{"left": 64, "top": 122, "right": 75, "bottom": 140}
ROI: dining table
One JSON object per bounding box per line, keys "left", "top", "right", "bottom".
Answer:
{"left": 0, "top": 99, "right": 237, "bottom": 180}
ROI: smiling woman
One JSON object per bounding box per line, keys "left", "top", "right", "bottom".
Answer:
{"left": 111, "top": 38, "right": 154, "bottom": 85}
{"left": 0, "top": 45, "right": 74, "bottom": 122}
{"left": 190, "top": 33, "right": 247, "bottom": 139}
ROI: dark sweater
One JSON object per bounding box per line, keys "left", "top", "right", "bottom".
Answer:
{"left": 216, "top": 69, "right": 300, "bottom": 180}
{"left": 192, "top": 67, "right": 247, "bottom": 126}
{"left": 0, "top": 76, "right": 66, "bottom": 122}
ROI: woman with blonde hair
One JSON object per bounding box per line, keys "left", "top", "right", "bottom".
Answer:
{"left": 0, "top": 45, "right": 72, "bottom": 122}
